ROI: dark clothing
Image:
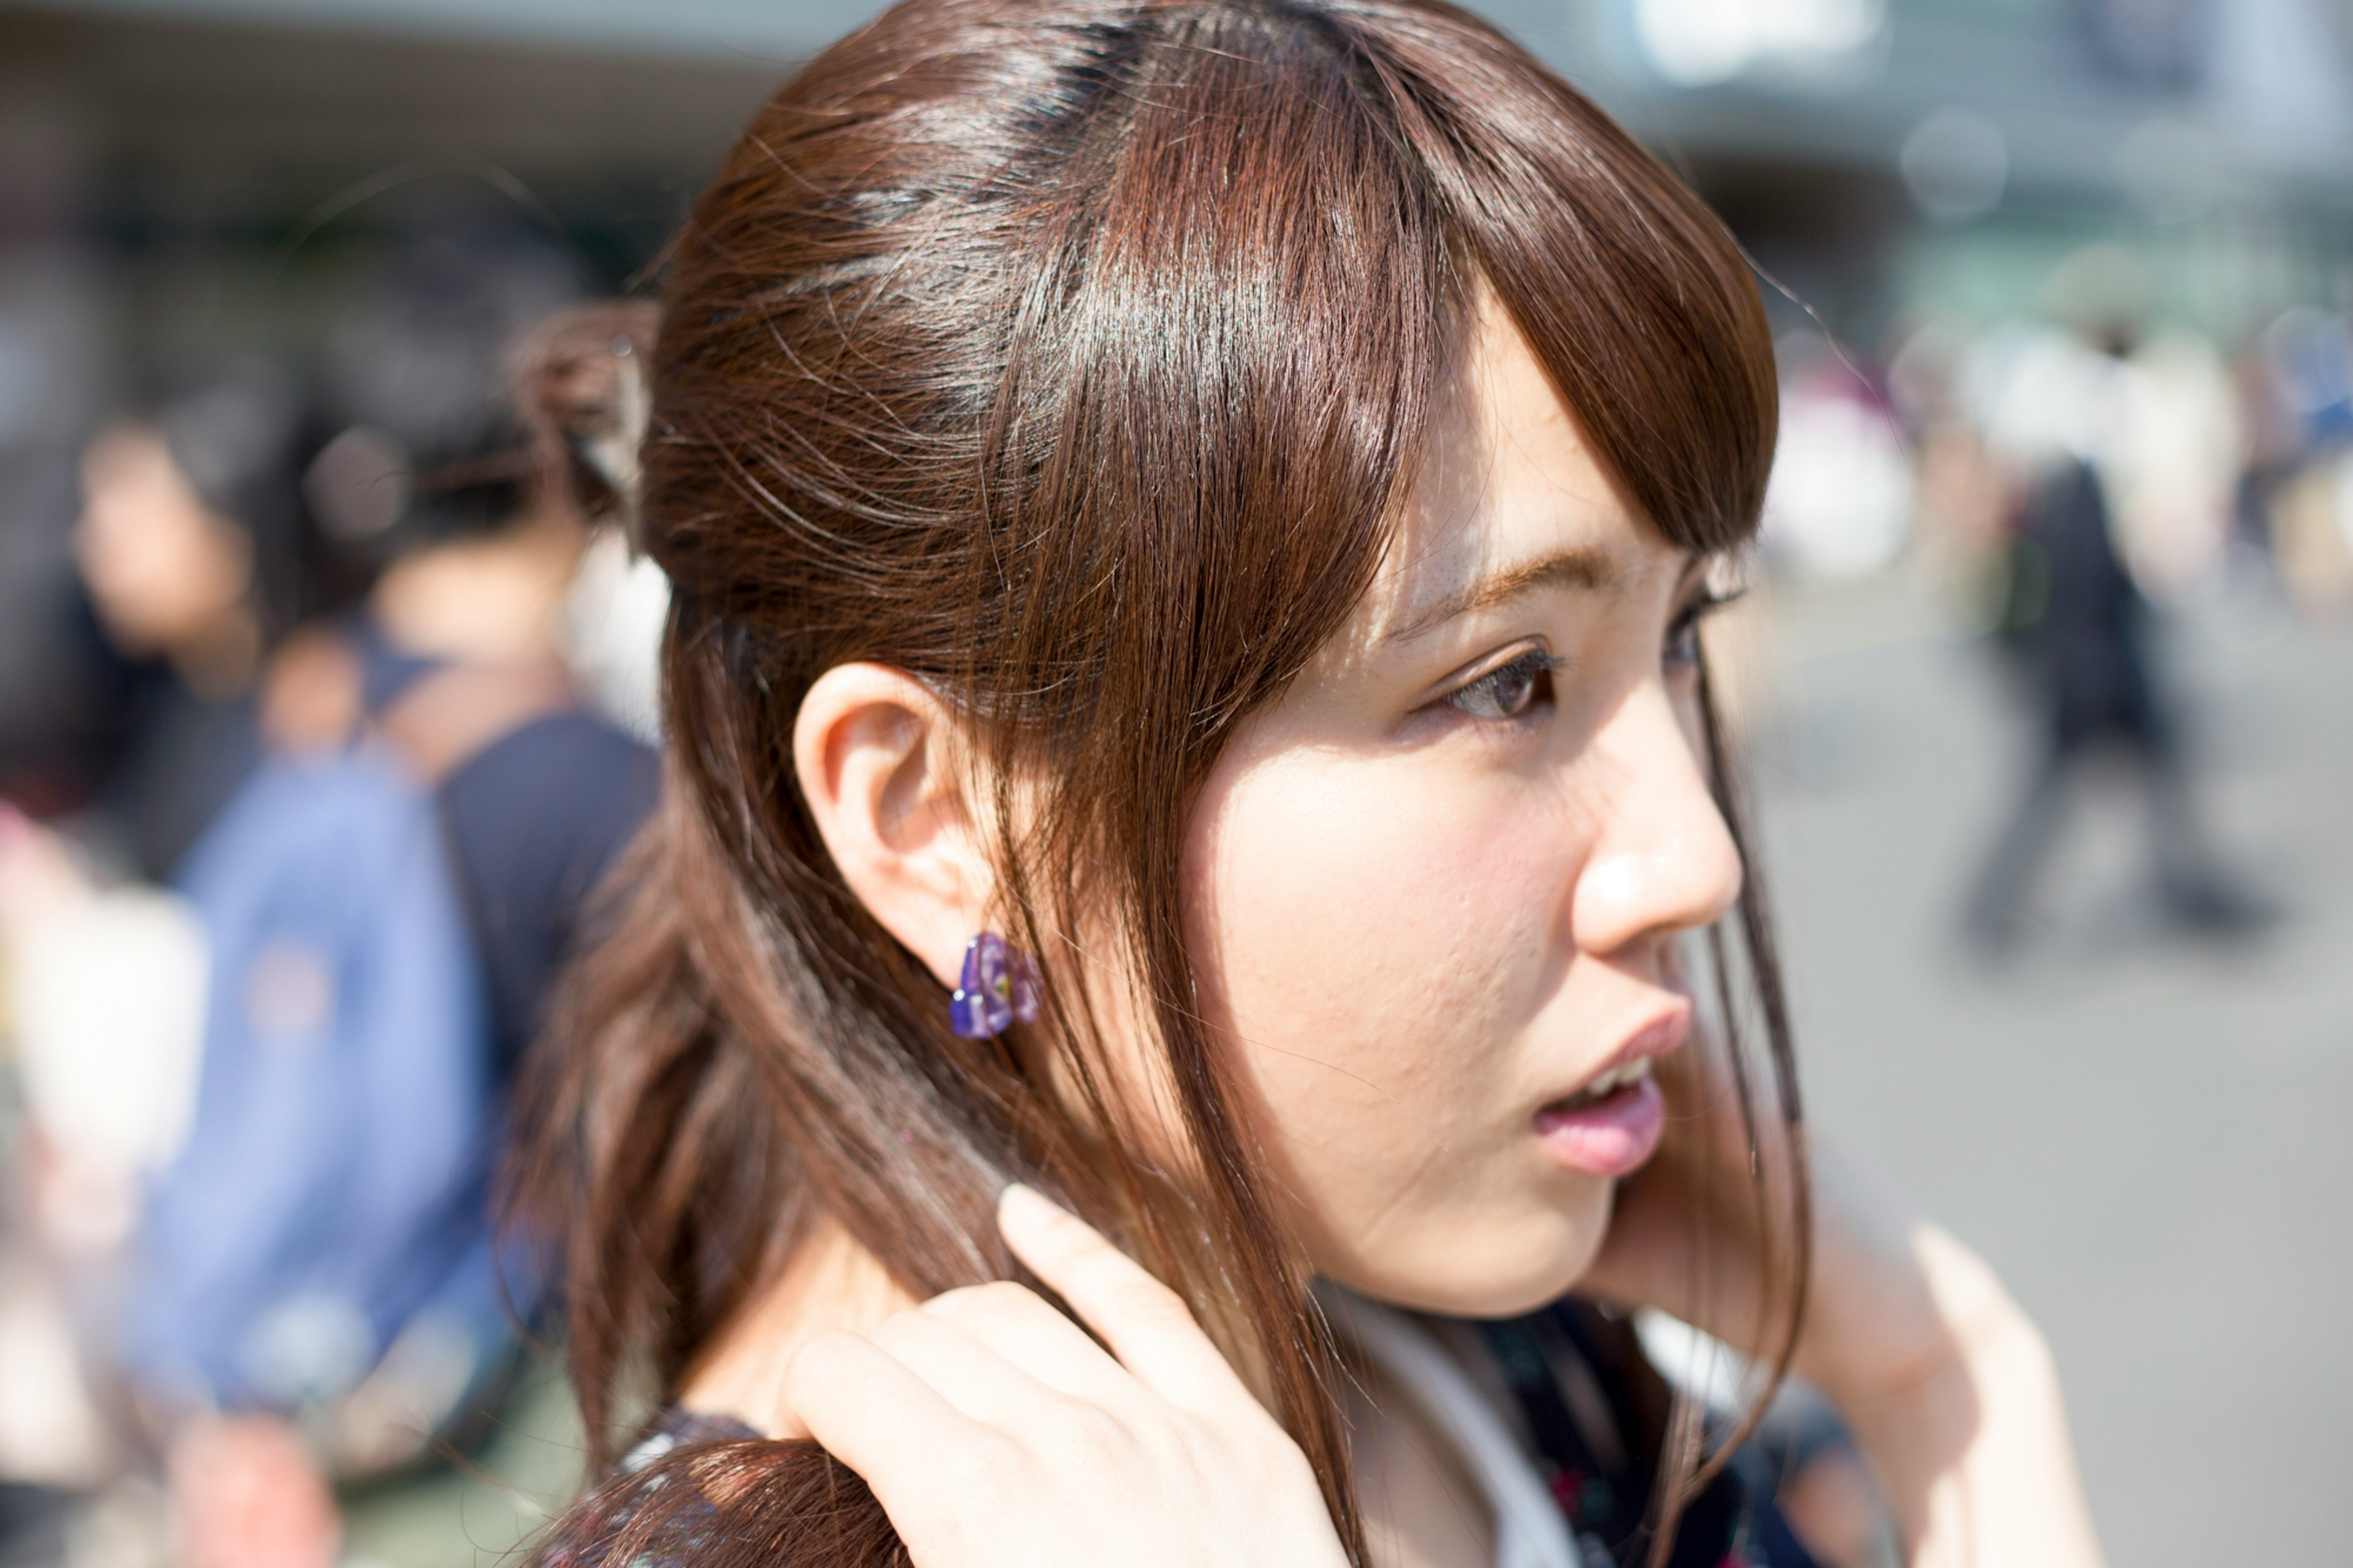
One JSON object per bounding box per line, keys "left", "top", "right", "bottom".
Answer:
{"left": 1969, "top": 458, "right": 2248, "bottom": 942}
{"left": 343, "top": 617, "right": 655, "bottom": 1065}
{"left": 2003, "top": 459, "right": 2164, "bottom": 754}
{"left": 97, "top": 670, "right": 262, "bottom": 884}
{"left": 441, "top": 711, "right": 660, "bottom": 1074}
{"left": 0, "top": 1483, "right": 74, "bottom": 1568}
{"left": 353, "top": 616, "right": 659, "bottom": 1072}
{"left": 617, "top": 1410, "right": 769, "bottom": 1475}
{"left": 1483, "top": 1303, "right": 1821, "bottom": 1568}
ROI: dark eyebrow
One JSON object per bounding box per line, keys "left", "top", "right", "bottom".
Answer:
{"left": 1382, "top": 545, "right": 1620, "bottom": 644}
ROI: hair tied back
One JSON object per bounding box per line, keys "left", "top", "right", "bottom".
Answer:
{"left": 512, "top": 298, "right": 660, "bottom": 547}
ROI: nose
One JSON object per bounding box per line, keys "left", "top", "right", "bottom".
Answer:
{"left": 1568, "top": 679, "right": 1743, "bottom": 960}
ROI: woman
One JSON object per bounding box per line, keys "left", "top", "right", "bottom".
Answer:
{"left": 71, "top": 367, "right": 308, "bottom": 882}
{"left": 515, "top": 1, "right": 2107, "bottom": 1564}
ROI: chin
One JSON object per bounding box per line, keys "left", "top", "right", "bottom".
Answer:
{"left": 1326, "top": 1194, "right": 1612, "bottom": 1320}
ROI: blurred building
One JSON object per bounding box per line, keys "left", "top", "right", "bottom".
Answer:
{"left": 4, "top": 0, "right": 2346, "bottom": 343}
{"left": 1599, "top": 0, "right": 2353, "bottom": 340}
{"left": 0, "top": 0, "right": 2344, "bottom": 499}
{"left": 1, "top": 0, "right": 2347, "bottom": 375}
{"left": 0, "top": 0, "right": 2344, "bottom": 775}
{"left": 0, "top": 0, "right": 2341, "bottom": 818}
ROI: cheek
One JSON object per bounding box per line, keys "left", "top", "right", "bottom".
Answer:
{"left": 1183, "top": 744, "right": 1615, "bottom": 1310}
{"left": 1188, "top": 754, "right": 1557, "bottom": 1108}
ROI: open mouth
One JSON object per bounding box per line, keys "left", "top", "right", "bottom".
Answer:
{"left": 1538, "top": 1053, "right": 1654, "bottom": 1116}
{"left": 1532, "top": 1056, "right": 1665, "bottom": 1178}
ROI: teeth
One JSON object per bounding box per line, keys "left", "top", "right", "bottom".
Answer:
{"left": 1582, "top": 1057, "right": 1653, "bottom": 1099}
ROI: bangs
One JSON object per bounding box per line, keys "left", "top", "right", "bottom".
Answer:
{"left": 1002, "top": 0, "right": 1778, "bottom": 634}
{"left": 1355, "top": 0, "right": 1780, "bottom": 559}
{"left": 990, "top": 0, "right": 1460, "bottom": 752}
{"left": 981, "top": 0, "right": 1776, "bottom": 768}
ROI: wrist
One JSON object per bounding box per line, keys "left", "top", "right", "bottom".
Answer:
{"left": 1803, "top": 1223, "right": 2028, "bottom": 1417}
{"left": 1805, "top": 1229, "right": 2097, "bottom": 1565}
{"left": 1825, "top": 1286, "right": 2047, "bottom": 1474}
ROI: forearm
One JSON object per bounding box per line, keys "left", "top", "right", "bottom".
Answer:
{"left": 1819, "top": 1228, "right": 2105, "bottom": 1568}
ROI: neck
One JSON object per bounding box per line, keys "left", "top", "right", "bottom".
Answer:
{"left": 166, "top": 608, "right": 261, "bottom": 700}
{"left": 369, "top": 514, "right": 583, "bottom": 666}
{"left": 679, "top": 1216, "right": 919, "bottom": 1439}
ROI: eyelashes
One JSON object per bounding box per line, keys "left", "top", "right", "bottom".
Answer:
{"left": 1436, "top": 588, "right": 1745, "bottom": 724}
{"left": 1442, "top": 647, "right": 1567, "bottom": 721}
{"left": 1665, "top": 587, "right": 1744, "bottom": 669}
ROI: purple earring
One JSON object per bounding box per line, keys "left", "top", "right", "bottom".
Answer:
{"left": 949, "top": 931, "right": 1041, "bottom": 1039}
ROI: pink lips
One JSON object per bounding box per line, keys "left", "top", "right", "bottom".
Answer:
{"left": 1533, "top": 1075, "right": 1665, "bottom": 1178}
{"left": 1530, "top": 1004, "right": 1688, "bottom": 1180}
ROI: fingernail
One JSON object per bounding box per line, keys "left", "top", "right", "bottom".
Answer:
{"left": 996, "top": 1181, "right": 1064, "bottom": 1233}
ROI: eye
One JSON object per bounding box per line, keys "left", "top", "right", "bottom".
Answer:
{"left": 1664, "top": 589, "right": 1743, "bottom": 672}
{"left": 1443, "top": 648, "right": 1565, "bottom": 721}
{"left": 1664, "top": 609, "right": 1703, "bottom": 670}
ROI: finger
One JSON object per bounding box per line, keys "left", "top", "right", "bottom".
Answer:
{"left": 995, "top": 1184, "right": 1259, "bottom": 1418}
{"left": 921, "top": 1280, "right": 1139, "bottom": 1407}
{"left": 787, "top": 1327, "right": 1003, "bottom": 1517}
{"left": 869, "top": 1301, "right": 1108, "bottom": 1425}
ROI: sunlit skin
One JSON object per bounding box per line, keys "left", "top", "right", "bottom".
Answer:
{"left": 1186, "top": 297, "right": 1735, "bottom": 1318}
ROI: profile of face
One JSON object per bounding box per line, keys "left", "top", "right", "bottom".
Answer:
{"left": 75, "top": 425, "right": 254, "bottom": 660}
{"left": 798, "top": 303, "right": 1743, "bottom": 1331}
{"left": 1180, "top": 301, "right": 1740, "bottom": 1318}
{"left": 803, "top": 298, "right": 1743, "bottom": 1324}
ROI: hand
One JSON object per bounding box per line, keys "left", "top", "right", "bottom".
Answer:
{"left": 1578, "top": 1028, "right": 1949, "bottom": 1403}
{"left": 169, "top": 1415, "right": 342, "bottom": 1568}
{"left": 0, "top": 805, "right": 89, "bottom": 931}
{"left": 786, "top": 1184, "right": 1351, "bottom": 1568}
{"left": 1582, "top": 1034, "right": 2105, "bottom": 1566}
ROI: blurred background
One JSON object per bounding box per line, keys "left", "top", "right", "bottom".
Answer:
{"left": 0, "top": 1, "right": 2347, "bottom": 1566}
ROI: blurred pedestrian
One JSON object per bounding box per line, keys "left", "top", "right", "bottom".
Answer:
{"left": 1961, "top": 267, "right": 2268, "bottom": 952}
{"left": 69, "top": 365, "right": 321, "bottom": 884}
{"left": 122, "top": 299, "right": 662, "bottom": 1568}
{"left": 0, "top": 364, "right": 336, "bottom": 1551}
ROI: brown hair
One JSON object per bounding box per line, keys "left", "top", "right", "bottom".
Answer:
{"left": 512, "top": 0, "right": 1798, "bottom": 1562}
{"left": 509, "top": 299, "right": 661, "bottom": 537}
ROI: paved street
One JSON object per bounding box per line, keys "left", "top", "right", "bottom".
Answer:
{"left": 1748, "top": 577, "right": 2353, "bottom": 1567}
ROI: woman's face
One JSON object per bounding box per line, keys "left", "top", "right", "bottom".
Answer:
{"left": 75, "top": 426, "right": 252, "bottom": 659}
{"left": 1180, "top": 302, "right": 1741, "bottom": 1317}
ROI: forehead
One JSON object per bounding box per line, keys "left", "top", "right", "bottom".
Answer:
{"left": 1343, "top": 301, "right": 1668, "bottom": 654}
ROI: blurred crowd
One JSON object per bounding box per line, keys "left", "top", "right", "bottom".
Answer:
{"left": 0, "top": 218, "right": 2343, "bottom": 1568}
{"left": 1765, "top": 243, "right": 2353, "bottom": 614}
{"left": 0, "top": 231, "right": 668, "bottom": 1568}
{"left": 1752, "top": 243, "right": 2341, "bottom": 951}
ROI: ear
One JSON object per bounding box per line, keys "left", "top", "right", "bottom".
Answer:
{"left": 793, "top": 662, "right": 993, "bottom": 991}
